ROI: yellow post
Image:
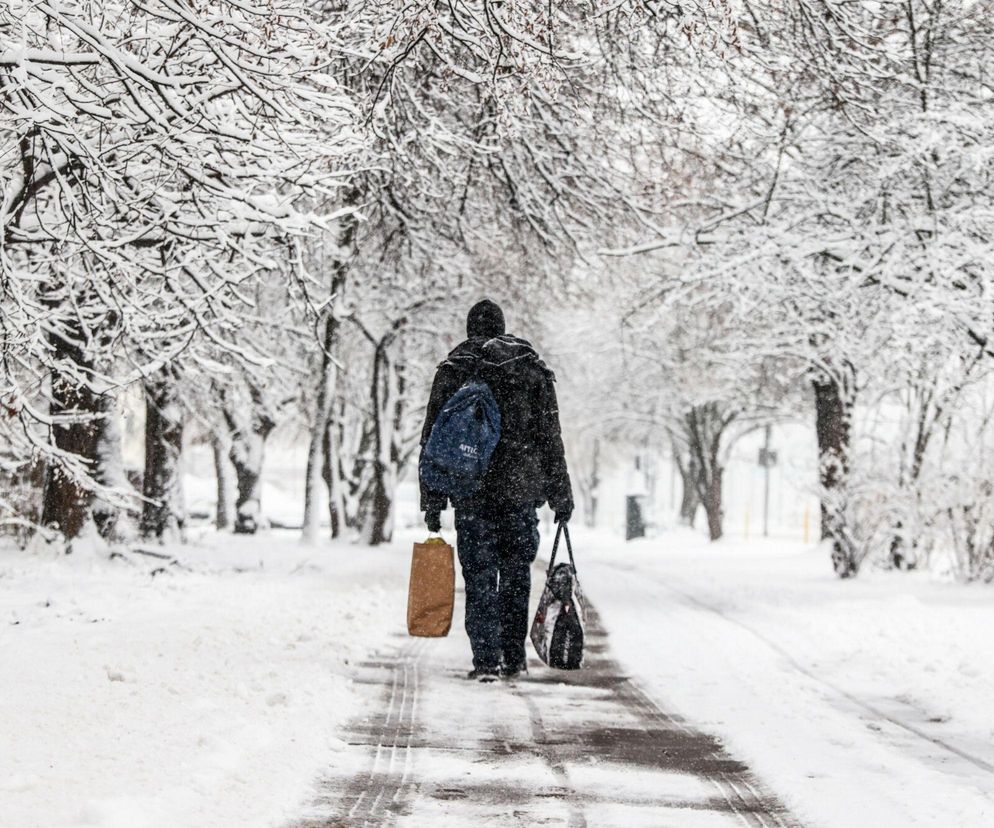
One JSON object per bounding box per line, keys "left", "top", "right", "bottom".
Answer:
{"left": 803, "top": 504, "right": 810, "bottom": 544}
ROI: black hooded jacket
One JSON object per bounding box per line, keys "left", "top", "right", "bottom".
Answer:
{"left": 419, "top": 334, "right": 573, "bottom": 516}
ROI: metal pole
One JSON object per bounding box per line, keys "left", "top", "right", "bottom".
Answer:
{"left": 763, "top": 424, "right": 771, "bottom": 537}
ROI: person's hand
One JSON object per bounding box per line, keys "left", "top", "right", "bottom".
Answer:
{"left": 425, "top": 510, "right": 441, "bottom": 533}
{"left": 554, "top": 504, "right": 573, "bottom": 524}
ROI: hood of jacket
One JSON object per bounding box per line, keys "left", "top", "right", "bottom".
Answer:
{"left": 442, "top": 334, "right": 553, "bottom": 380}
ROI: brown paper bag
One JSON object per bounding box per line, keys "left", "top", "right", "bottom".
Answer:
{"left": 407, "top": 536, "right": 455, "bottom": 637}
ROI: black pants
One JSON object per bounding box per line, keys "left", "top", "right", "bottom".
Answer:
{"left": 454, "top": 503, "right": 540, "bottom": 671}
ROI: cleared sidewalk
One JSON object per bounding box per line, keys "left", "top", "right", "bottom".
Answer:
{"left": 290, "top": 595, "right": 798, "bottom": 828}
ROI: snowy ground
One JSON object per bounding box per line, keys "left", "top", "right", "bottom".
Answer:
{"left": 585, "top": 530, "right": 994, "bottom": 827}
{"left": 0, "top": 530, "right": 406, "bottom": 828}
{"left": 3, "top": 524, "right": 993, "bottom": 827}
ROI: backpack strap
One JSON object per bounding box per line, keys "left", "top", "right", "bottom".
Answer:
{"left": 547, "top": 522, "right": 576, "bottom": 575}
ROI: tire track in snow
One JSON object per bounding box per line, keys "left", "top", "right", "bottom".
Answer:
{"left": 292, "top": 637, "right": 427, "bottom": 827}
{"left": 632, "top": 566, "right": 994, "bottom": 782}
{"left": 515, "top": 690, "right": 589, "bottom": 828}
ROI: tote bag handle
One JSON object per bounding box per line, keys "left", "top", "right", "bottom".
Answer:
{"left": 547, "top": 522, "right": 576, "bottom": 575}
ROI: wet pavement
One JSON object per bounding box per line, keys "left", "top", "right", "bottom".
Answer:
{"left": 289, "top": 603, "right": 800, "bottom": 828}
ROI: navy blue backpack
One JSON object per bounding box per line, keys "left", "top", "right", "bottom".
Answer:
{"left": 419, "top": 379, "right": 501, "bottom": 500}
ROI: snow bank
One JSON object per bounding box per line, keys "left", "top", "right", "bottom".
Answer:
{"left": 580, "top": 528, "right": 994, "bottom": 827}
{"left": 0, "top": 530, "right": 407, "bottom": 828}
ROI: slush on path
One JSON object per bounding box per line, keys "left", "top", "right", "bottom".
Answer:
{"left": 290, "top": 589, "right": 799, "bottom": 828}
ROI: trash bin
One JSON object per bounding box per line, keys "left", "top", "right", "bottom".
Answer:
{"left": 626, "top": 495, "right": 646, "bottom": 540}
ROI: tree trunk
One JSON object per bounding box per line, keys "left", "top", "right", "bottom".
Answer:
{"left": 363, "top": 343, "right": 393, "bottom": 546}
{"left": 580, "top": 439, "right": 601, "bottom": 528}
{"left": 4, "top": 457, "right": 46, "bottom": 548}
{"left": 701, "top": 465, "right": 723, "bottom": 541}
{"left": 42, "top": 329, "right": 101, "bottom": 542}
{"left": 813, "top": 370, "right": 857, "bottom": 578}
{"left": 673, "top": 441, "right": 700, "bottom": 527}
{"left": 679, "top": 464, "right": 700, "bottom": 526}
{"left": 227, "top": 387, "right": 276, "bottom": 535}
{"left": 91, "top": 393, "right": 135, "bottom": 542}
{"left": 302, "top": 196, "right": 359, "bottom": 542}
{"left": 141, "top": 370, "right": 185, "bottom": 541}
{"left": 685, "top": 404, "right": 729, "bottom": 542}
{"left": 890, "top": 393, "right": 934, "bottom": 570}
{"left": 321, "top": 421, "right": 342, "bottom": 538}
{"left": 365, "top": 469, "right": 392, "bottom": 545}
{"left": 303, "top": 309, "right": 341, "bottom": 542}
{"left": 343, "top": 411, "right": 373, "bottom": 532}
{"left": 212, "top": 433, "right": 235, "bottom": 530}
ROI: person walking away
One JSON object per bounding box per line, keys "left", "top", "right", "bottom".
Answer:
{"left": 419, "top": 299, "right": 573, "bottom": 682}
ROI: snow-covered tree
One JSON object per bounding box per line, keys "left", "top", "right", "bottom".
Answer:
{"left": 1, "top": 0, "right": 360, "bottom": 542}
{"left": 603, "top": 0, "right": 994, "bottom": 572}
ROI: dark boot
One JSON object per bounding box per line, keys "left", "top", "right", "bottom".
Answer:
{"left": 467, "top": 668, "right": 499, "bottom": 683}
{"left": 499, "top": 659, "right": 528, "bottom": 680}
